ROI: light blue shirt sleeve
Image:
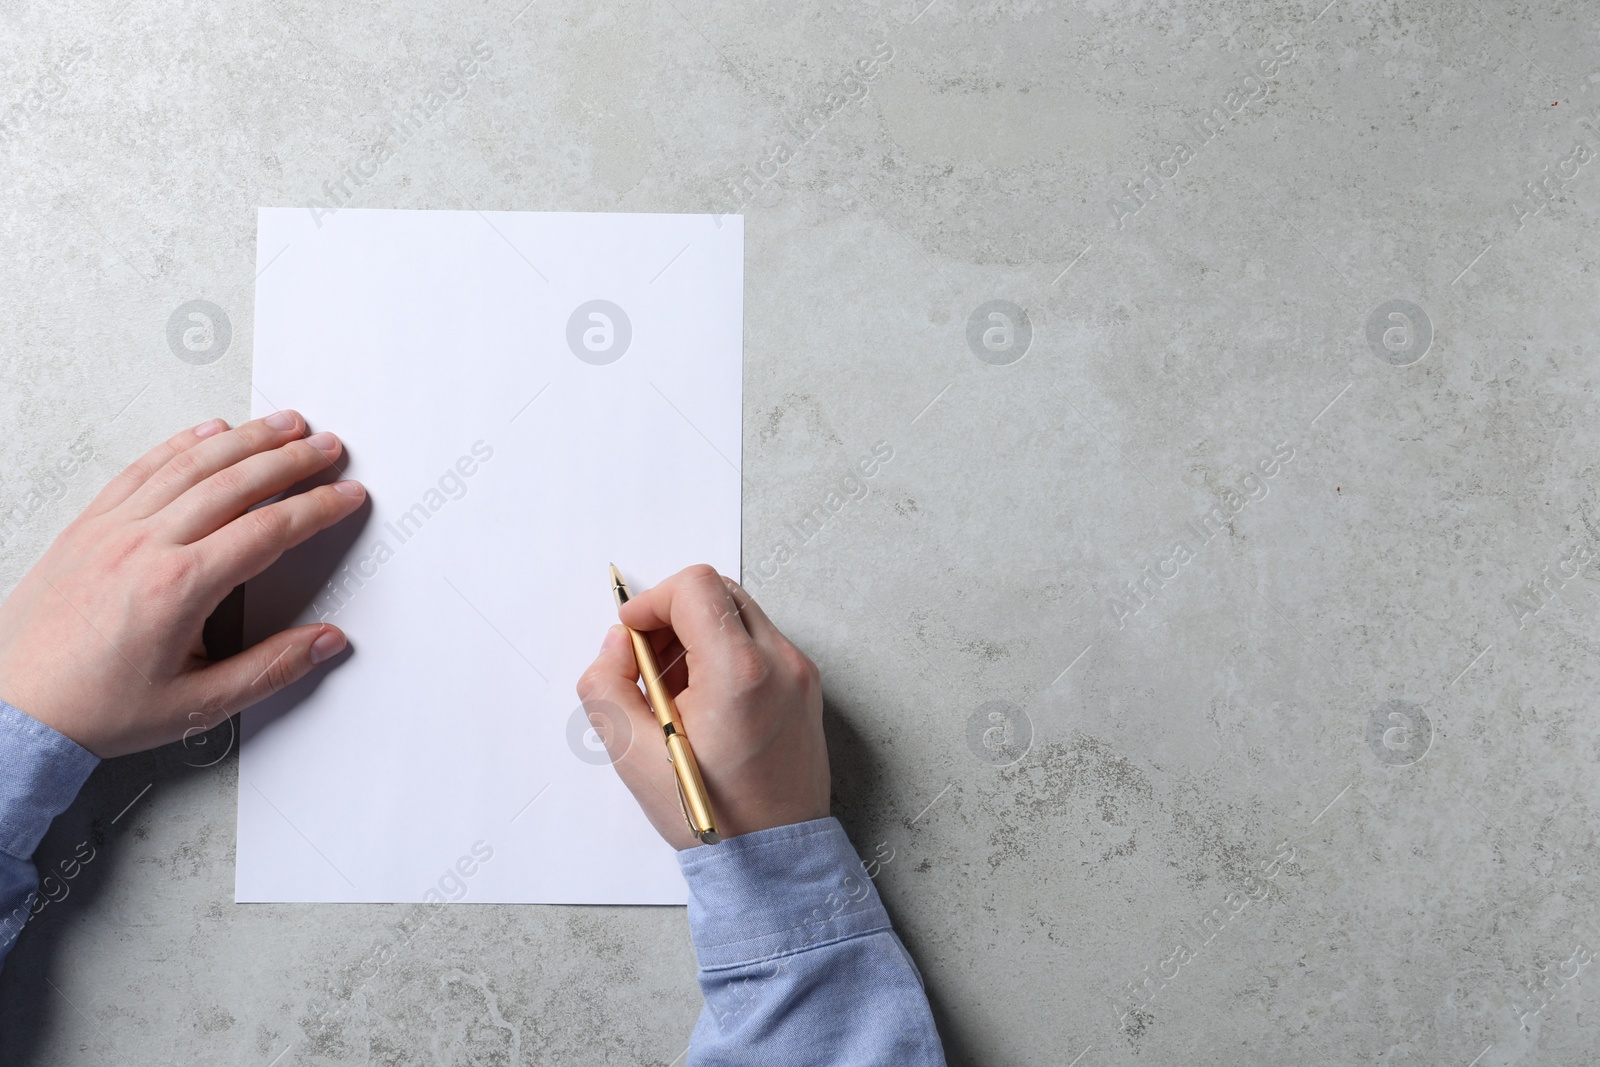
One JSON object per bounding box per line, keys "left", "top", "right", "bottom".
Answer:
{"left": 0, "top": 702, "right": 945, "bottom": 1063}
{"left": 678, "top": 817, "right": 946, "bottom": 1066}
{"left": 0, "top": 699, "right": 100, "bottom": 969}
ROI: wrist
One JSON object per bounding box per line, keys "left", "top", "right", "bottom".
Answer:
{"left": 0, "top": 679, "right": 95, "bottom": 758}
{"left": 712, "top": 800, "right": 832, "bottom": 844}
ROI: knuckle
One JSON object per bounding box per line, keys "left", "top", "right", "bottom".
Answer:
{"left": 192, "top": 687, "right": 232, "bottom": 726}
{"left": 104, "top": 469, "right": 140, "bottom": 498}
{"left": 242, "top": 418, "right": 280, "bottom": 445}
{"left": 141, "top": 438, "right": 184, "bottom": 477}
{"left": 165, "top": 448, "right": 207, "bottom": 484}
{"left": 285, "top": 438, "right": 324, "bottom": 467}
{"left": 150, "top": 546, "right": 200, "bottom": 593}
{"left": 777, "top": 644, "right": 814, "bottom": 685}
{"left": 803, "top": 648, "right": 820, "bottom": 677}
{"left": 315, "top": 483, "right": 355, "bottom": 514}
{"left": 249, "top": 505, "right": 293, "bottom": 543}
{"left": 112, "top": 459, "right": 151, "bottom": 492}
{"left": 209, "top": 463, "right": 250, "bottom": 498}
{"left": 727, "top": 645, "right": 771, "bottom": 693}
{"left": 683, "top": 563, "right": 720, "bottom": 584}
{"left": 95, "top": 524, "right": 150, "bottom": 576}
{"left": 262, "top": 647, "right": 297, "bottom": 694}
{"left": 801, "top": 657, "right": 822, "bottom": 698}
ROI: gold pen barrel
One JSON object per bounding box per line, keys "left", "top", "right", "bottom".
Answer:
{"left": 666, "top": 732, "right": 719, "bottom": 843}
{"left": 627, "top": 628, "right": 680, "bottom": 730}
{"left": 614, "top": 569, "right": 720, "bottom": 843}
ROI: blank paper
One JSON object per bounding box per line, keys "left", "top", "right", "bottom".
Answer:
{"left": 237, "top": 208, "right": 743, "bottom": 904}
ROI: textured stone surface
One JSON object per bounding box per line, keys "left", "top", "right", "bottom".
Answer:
{"left": 2, "top": 0, "right": 1599, "bottom": 1063}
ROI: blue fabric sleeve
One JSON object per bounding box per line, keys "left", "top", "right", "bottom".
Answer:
{"left": 678, "top": 816, "right": 945, "bottom": 1066}
{"left": 0, "top": 700, "right": 99, "bottom": 968}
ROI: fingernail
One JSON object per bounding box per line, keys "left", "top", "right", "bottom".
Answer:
{"left": 310, "top": 629, "right": 346, "bottom": 664}
{"left": 306, "top": 431, "right": 339, "bottom": 454}
{"left": 601, "top": 624, "right": 625, "bottom": 651}
{"left": 194, "top": 418, "right": 227, "bottom": 439}
{"left": 265, "top": 410, "right": 297, "bottom": 431}
{"left": 332, "top": 480, "right": 365, "bottom": 498}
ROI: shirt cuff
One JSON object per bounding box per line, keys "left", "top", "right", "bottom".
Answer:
{"left": 0, "top": 700, "right": 98, "bottom": 860}
{"left": 678, "top": 816, "right": 891, "bottom": 972}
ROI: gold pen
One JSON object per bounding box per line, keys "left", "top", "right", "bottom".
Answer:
{"left": 610, "top": 564, "right": 721, "bottom": 844}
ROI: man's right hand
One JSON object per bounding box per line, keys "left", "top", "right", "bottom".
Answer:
{"left": 575, "top": 565, "right": 830, "bottom": 849}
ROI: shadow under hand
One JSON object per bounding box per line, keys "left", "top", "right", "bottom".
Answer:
{"left": 0, "top": 471, "right": 370, "bottom": 1064}
{"left": 822, "top": 685, "right": 984, "bottom": 1067}
{"left": 237, "top": 468, "right": 370, "bottom": 742}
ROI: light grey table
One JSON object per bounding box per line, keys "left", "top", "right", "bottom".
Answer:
{"left": 2, "top": 1, "right": 1597, "bottom": 1063}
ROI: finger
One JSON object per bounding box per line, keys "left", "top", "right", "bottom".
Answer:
{"left": 577, "top": 627, "right": 694, "bottom": 838}
{"left": 123, "top": 410, "right": 317, "bottom": 518}
{"left": 718, "top": 576, "right": 783, "bottom": 645}
{"left": 180, "top": 622, "right": 348, "bottom": 727}
{"left": 576, "top": 625, "right": 657, "bottom": 766}
{"left": 616, "top": 564, "right": 757, "bottom": 680}
{"left": 86, "top": 418, "right": 228, "bottom": 517}
{"left": 194, "top": 480, "right": 367, "bottom": 595}
{"left": 648, "top": 629, "right": 689, "bottom": 695}
{"left": 160, "top": 431, "right": 344, "bottom": 543}
{"left": 721, "top": 576, "right": 819, "bottom": 690}
{"left": 729, "top": 575, "right": 825, "bottom": 694}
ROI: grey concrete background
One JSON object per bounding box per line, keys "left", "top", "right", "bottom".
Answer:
{"left": 1, "top": 0, "right": 1597, "bottom": 1063}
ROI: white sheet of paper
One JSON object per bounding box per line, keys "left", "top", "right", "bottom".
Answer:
{"left": 237, "top": 208, "right": 743, "bottom": 904}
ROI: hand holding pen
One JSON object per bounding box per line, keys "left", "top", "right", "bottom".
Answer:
{"left": 577, "top": 565, "right": 830, "bottom": 849}
{"left": 610, "top": 564, "right": 719, "bottom": 843}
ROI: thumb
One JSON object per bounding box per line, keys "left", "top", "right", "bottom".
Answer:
{"left": 185, "top": 623, "right": 348, "bottom": 726}
{"left": 575, "top": 625, "right": 695, "bottom": 848}
{"left": 575, "top": 625, "right": 656, "bottom": 767}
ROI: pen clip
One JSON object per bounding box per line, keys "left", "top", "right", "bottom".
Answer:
{"left": 672, "top": 770, "right": 697, "bottom": 836}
